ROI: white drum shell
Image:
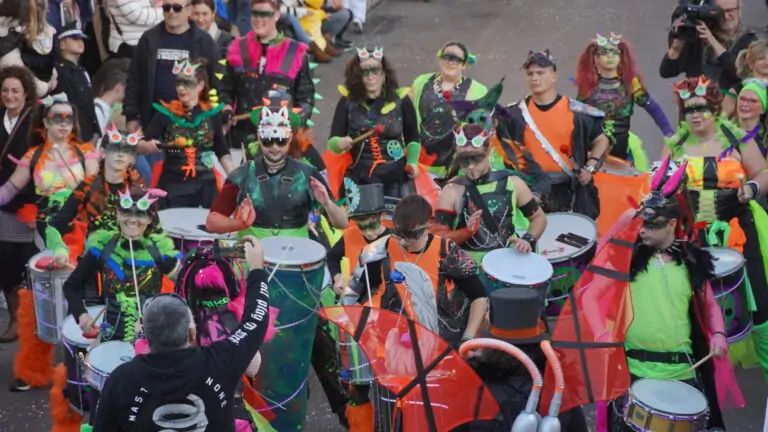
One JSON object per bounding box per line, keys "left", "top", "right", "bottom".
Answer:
{"left": 28, "top": 251, "right": 72, "bottom": 344}
{"left": 85, "top": 341, "right": 135, "bottom": 391}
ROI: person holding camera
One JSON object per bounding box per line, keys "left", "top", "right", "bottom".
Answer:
{"left": 660, "top": 0, "right": 756, "bottom": 91}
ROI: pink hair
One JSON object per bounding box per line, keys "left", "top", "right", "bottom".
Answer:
{"left": 194, "top": 263, "right": 228, "bottom": 290}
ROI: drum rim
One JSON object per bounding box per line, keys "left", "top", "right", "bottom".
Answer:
{"left": 539, "top": 212, "right": 598, "bottom": 263}
{"left": 703, "top": 246, "right": 745, "bottom": 278}
{"left": 158, "top": 208, "right": 234, "bottom": 240}
{"left": 261, "top": 236, "right": 327, "bottom": 266}
{"left": 28, "top": 251, "right": 73, "bottom": 276}
{"left": 86, "top": 341, "right": 135, "bottom": 373}
{"left": 62, "top": 305, "right": 105, "bottom": 347}
{"left": 481, "top": 248, "right": 554, "bottom": 285}
{"left": 629, "top": 378, "right": 709, "bottom": 414}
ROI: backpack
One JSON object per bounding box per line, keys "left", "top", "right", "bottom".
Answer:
{"left": 176, "top": 250, "right": 245, "bottom": 347}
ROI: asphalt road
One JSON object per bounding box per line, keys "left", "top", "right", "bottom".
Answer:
{"left": 1, "top": 0, "right": 768, "bottom": 430}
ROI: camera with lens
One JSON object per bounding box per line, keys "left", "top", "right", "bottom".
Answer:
{"left": 673, "top": 0, "right": 723, "bottom": 42}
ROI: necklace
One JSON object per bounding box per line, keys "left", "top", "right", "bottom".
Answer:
{"left": 652, "top": 240, "right": 681, "bottom": 269}
{"left": 397, "top": 239, "right": 428, "bottom": 267}
{"left": 433, "top": 74, "right": 464, "bottom": 97}
{"left": 264, "top": 158, "right": 286, "bottom": 174}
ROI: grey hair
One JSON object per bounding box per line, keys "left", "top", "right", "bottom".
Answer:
{"left": 143, "top": 296, "right": 193, "bottom": 353}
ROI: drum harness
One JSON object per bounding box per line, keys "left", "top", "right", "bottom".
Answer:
{"left": 452, "top": 171, "right": 514, "bottom": 250}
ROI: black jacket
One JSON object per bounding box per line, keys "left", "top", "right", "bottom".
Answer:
{"left": 0, "top": 108, "right": 34, "bottom": 214}
{"left": 124, "top": 22, "right": 221, "bottom": 128}
{"left": 92, "top": 269, "right": 270, "bottom": 432}
{"left": 659, "top": 28, "right": 756, "bottom": 91}
{"left": 55, "top": 59, "right": 99, "bottom": 142}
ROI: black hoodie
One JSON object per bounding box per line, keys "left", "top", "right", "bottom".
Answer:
{"left": 92, "top": 269, "right": 270, "bottom": 431}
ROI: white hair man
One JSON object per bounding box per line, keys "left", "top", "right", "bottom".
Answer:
{"left": 92, "top": 236, "right": 269, "bottom": 431}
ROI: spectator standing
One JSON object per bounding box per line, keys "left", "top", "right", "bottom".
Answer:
{"left": 92, "top": 58, "right": 129, "bottom": 136}
{"left": 191, "top": 0, "right": 235, "bottom": 58}
{"left": 343, "top": 0, "right": 364, "bottom": 33}
{"left": 0, "top": 0, "right": 57, "bottom": 98}
{"left": 123, "top": 0, "right": 220, "bottom": 179}
{"left": 105, "top": 0, "right": 164, "bottom": 58}
{"left": 54, "top": 19, "right": 99, "bottom": 142}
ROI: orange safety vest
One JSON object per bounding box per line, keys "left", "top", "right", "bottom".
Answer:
{"left": 384, "top": 235, "right": 455, "bottom": 322}
{"left": 342, "top": 226, "right": 385, "bottom": 308}
{"left": 523, "top": 98, "right": 576, "bottom": 172}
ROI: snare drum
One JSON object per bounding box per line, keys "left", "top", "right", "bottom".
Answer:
{"left": 28, "top": 251, "right": 73, "bottom": 344}
{"left": 481, "top": 248, "right": 553, "bottom": 297}
{"left": 705, "top": 247, "right": 753, "bottom": 343}
{"left": 256, "top": 237, "right": 326, "bottom": 431}
{"left": 623, "top": 379, "right": 709, "bottom": 432}
{"left": 84, "top": 341, "right": 135, "bottom": 392}
{"left": 159, "top": 208, "right": 234, "bottom": 254}
{"left": 538, "top": 213, "right": 597, "bottom": 317}
{"left": 62, "top": 305, "right": 104, "bottom": 413}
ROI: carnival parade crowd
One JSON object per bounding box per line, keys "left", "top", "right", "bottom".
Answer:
{"left": 0, "top": 0, "right": 767, "bottom": 430}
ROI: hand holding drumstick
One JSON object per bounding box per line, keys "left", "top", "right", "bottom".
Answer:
{"left": 80, "top": 307, "right": 107, "bottom": 339}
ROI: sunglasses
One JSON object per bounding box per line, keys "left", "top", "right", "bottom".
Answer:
{"left": 261, "top": 138, "right": 289, "bottom": 148}
{"left": 393, "top": 225, "right": 428, "bottom": 240}
{"left": 251, "top": 9, "right": 276, "bottom": 18}
{"left": 47, "top": 112, "right": 74, "bottom": 125}
{"left": 355, "top": 219, "right": 381, "bottom": 231}
{"left": 118, "top": 206, "right": 152, "bottom": 219}
{"left": 176, "top": 77, "right": 198, "bottom": 88}
{"left": 362, "top": 66, "right": 383, "bottom": 77}
{"left": 162, "top": 3, "right": 188, "bottom": 13}
{"left": 641, "top": 219, "right": 670, "bottom": 230}
{"left": 105, "top": 142, "right": 137, "bottom": 155}
{"left": 683, "top": 104, "right": 712, "bottom": 115}
{"left": 457, "top": 154, "right": 486, "bottom": 168}
{"left": 596, "top": 47, "right": 619, "bottom": 57}
{"left": 440, "top": 53, "right": 465, "bottom": 64}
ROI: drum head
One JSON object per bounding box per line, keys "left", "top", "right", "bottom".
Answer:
{"left": 631, "top": 379, "right": 708, "bottom": 415}
{"left": 262, "top": 237, "right": 326, "bottom": 266}
{"left": 538, "top": 213, "right": 597, "bottom": 263}
{"left": 88, "top": 341, "right": 135, "bottom": 374}
{"left": 704, "top": 247, "right": 744, "bottom": 278}
{"left": 62, "top": 305, "right": 105, "bottom": 347}
{"left": 482, "top": 249, "right": 554, "bottom": 286}
{"left": 158, "top": 208, "right": 233, "bottom": 241}
{"left": 28, "top": 250, "right": 71, "bottom": 276}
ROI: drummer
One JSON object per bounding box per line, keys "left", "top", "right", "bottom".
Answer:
{"left": 577, "top": 162, "right": 729, "bottom": 430}
{"left": 356, "top": 194, "right": 488, "bottom": 346}
{"left": 501, "top": 50, "right": 609, "bottom": 218}
{"left": 326, "top": 183, "right": 391, "bottom": 429}
{"left": 206, "top": 101, "right": 348, "bottom": 238}
{"left": 45, "top": 126, "right": 144, "bottom": 267}
{"left": 433, "top": 123, "right": 546, "bottom": 267}
{"left": 61, "top": 185, "right": 181, "bottom": 344}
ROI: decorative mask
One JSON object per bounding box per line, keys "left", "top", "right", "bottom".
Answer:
{"left": 677, "top": 76, "right": 710, "bottom": 100}
{"left": 40, "top": 93, "right": 69, "bottom": 108}
{"left": 639, "top": 156, "right": 689, "bottom": 220}
{"left": 356, "top": 47, "right": 384, "bottom": 62}
{"left": 172, "top": 59, "right": 200, "bottom": 77}
{"left": 594, "top": 32, "right": 622, "bottom": 48}
{"left": 257, "top": 107, "right": 292, "bottom": 141}
{"left": 118, "top": 187, "right": 166, "bottom": 213}
{"left": 104, "top": 123, "right": 142, "bottom": 152}
{"left": 454, "top": 126, "right": 493, "bottom": 148}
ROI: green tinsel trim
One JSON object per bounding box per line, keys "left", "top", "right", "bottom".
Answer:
{"left": 45, "top": 225, "right": 68, "bottom": 257}
{"left": 86, "top": 229, "right": 179, "bottom": 266}
{"left": 116, "top": 292, "right": 139, "bottom": 341}
{"left": 152, "top": 103, "right": 224, "bottom": 128}
{"left": 665, "top": 118, "right": 747, "bottom": 156}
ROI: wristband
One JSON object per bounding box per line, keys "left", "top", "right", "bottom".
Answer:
{"left": 521, "top": 233, "right": 536, "bottom": 244}
{"left": 587, "top": 156, "right": 601, "bottom": 163}
{"left": 747, "top": 180, "right": 760, "bottom": 199}
{"left": 461, "top": 334, "right": 474, "bottom": 341}
{"left": 711, "top": 331, "right": 726, "bottom": 338}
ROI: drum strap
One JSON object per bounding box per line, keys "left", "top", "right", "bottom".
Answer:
{"left": 451, "top": 171, "right": 512, "bottom": 235}
{"left": 518, "top": 100, "right": 574, "bottom": 176}
{"left": 625, "top": 349, "right": 691, "bottom": 364}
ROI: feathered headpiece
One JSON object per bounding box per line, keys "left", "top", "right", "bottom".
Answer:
{"left": 172, "top": 59, "right": 200, "bottom": 77}
{"left": 103, "top": 123, "right": 142, "bottom": 153}
{"left": 593, "top": 32, "right": 622, "bottom": 49}
{"left": 638, "top": 155, "right": 688, "bottom": 221}
{"left": 448, "top": 77, "right": 508, "bottom": 132}
{"left": 356, "top": 47, "right": 384, "bottom": 62}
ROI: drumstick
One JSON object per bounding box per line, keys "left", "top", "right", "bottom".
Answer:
{"left": 128, "top": 238, "right": 144, "bottom": 318}
{"left": 688, "top": 352, "right": 715, "bottom": 371}
{"left": 82, "top": 307, "right": 106, "bottom": 338}
{"left": 266, "top": 242, "right": 292, "bottom": 283}
{"left": 51, "top": 144, "right": 81, "bottom": 185}
{"left": 350, "top": 125, "right": 384, "bottom": 146}
{"left": 240, "top": 142, "right": 247, "bottom": 165}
